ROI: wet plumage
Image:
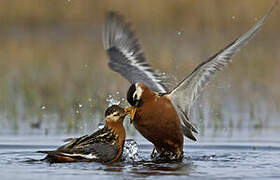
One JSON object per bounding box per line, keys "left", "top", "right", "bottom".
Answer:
{"left": 103, "top": 4, "right": 276, "bottom": 160}
{"left": 38, "top": 105, "right": 128, "bottom": 164}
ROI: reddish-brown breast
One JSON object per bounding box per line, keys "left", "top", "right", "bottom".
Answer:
{"left": 133, "top": 88, "right": 183, "bottom": 155}
{"left": 105, "top": 120, "right": 126, "bottom": 162}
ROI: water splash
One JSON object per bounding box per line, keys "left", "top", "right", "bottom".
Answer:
{"left": 106, "top": 92, "right": 126, "bottom": 107}
{"left": 122, "top": 139, "right": 139, "bottom": 161}
{"left": 97, "top": 122, "right": 105, "bottom": 129}
{"left": 106, "top": 95, "right": 120, "bottom": 106}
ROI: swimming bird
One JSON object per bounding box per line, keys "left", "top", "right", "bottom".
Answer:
{"left": 38, "top": 105, "right": 128, "bottom": 163}
{"left": 103, "top": 3, "right": 277, "bottom": 160}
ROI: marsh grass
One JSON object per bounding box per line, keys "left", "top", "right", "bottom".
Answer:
{"left": 0, "top": 0, "right": 279, "bottom": 136}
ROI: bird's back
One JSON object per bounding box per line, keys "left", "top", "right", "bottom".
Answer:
{"left": 39, "top": 127, "right": 122, "bottom": 163}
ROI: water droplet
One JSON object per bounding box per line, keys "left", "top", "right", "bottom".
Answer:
{"left": 88, "top": 98, "right": 92, "bottom": 102}
{"left": 41, "top": 106, "right": 46, "bottom": 110}
{"left": 116, "top": 91, "right": 120, "bottom": 95}
{"left": 78, "top": 104, "right": 83, "bottom": 108}
{"left": 98, "top": 122, "right": 105, "bottom": 129}
{"left": 106, "top": 94, "right": 120, "bottom": 106}
{"left": 232, "top": 16, "right": 235, "bottom": 19}
{"left": 209, "top": 155, "right": 216, "bottom": 160}
{"left": 76, "top": 110, "right": 80, "bottom": 114}
{"left": 177, "top": 31, "right": 182, "bottom": 36}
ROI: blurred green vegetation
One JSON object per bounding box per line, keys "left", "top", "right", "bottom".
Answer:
{"left": 0, "top": 0, "right": 279, "bottom": 135}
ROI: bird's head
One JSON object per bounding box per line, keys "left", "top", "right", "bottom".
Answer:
{"left": 105, "top": 105, "right": 129, "bottom": 123}
{"left": 126, "top": 83, "right": 154, "bottom": 123}
{"left": 127, "top": 83, "right": 146, "bottom": 108}
{"left": 104, "top": 105, "right": 128, "bottom": 148}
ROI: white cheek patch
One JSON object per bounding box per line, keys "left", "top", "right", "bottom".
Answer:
{"left": 107, "top": 114, "right": 119, "bottom": 122}
{"left": 135, "top": 84, "right": 143, "bottom": 100}
{"left": 108, "top": 114, "right": 114, "bottom": 119}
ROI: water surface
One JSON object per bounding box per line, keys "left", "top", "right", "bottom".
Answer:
{"left": 0, "top": 135, "right": 279, "bottom": 179}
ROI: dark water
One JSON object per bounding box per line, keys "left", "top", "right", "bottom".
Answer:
{"left": 0, "top": 135, "right": 280, "bottom": 180}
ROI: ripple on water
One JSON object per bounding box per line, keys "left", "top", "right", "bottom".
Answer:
{"left": 0, "top": 142, "right": 280, "bottom": 179}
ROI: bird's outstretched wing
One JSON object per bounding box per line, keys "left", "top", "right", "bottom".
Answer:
{"left": 168, "top": 3, "right": 276, "bottom": 139}
{"left": 103, "top": 12, "right": 168, "bottom": 93}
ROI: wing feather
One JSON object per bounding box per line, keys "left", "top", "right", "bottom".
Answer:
{"left": 38, "top": 143, "right": 119, "bottom": 162}
{"left": 103, "top": 12, "right": 168, "bottom": 93}
{"left": 168, "top": 3, "right": 276, "bottom": 139}
{"left": 58, "top": 127, "right": 116, "bottom": 150}
{"left": 38, "top": 127, "right": 120, "bottom": 163}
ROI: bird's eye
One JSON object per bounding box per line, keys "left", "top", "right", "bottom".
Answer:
{"left": 113, "top": 113, "right": 119, "bottom": 117}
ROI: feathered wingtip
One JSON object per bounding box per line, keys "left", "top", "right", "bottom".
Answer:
{"left": 103, "top": 11, "right": 137, "bottom": 51}
{"left": 103, "top": 11, "right": 146, "bottom": 64}
{"left": 168, "top": 1, "right": 277, "bottom": 141}
{"left": 103, "top": 11, "right": 168, "bottom": 93}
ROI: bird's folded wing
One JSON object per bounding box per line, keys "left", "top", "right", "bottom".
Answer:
{"left": 103, "top": 12, "right": 168, "bottom": 93}
{"left": 38, "top": 143, "right": 119, "bottom": 162}
{"left": 168, "top": 3, "right": 276, "bottom": 139}
{"left": 58, "top": 127, "right": 116, "bottom": 150}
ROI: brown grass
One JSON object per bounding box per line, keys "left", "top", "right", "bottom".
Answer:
{"left": 0, "top": 0, "right": 279, "bottom": 134}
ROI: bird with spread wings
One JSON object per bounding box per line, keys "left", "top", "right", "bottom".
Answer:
{"left": 103, "top": 3, "right": 277, "bottom": 142}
